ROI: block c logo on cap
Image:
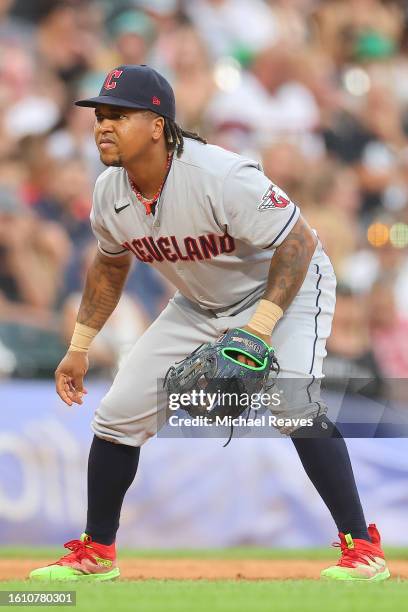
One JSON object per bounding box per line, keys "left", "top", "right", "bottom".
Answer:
{"left": 104, "top": 69, "right": 123, "bottom": 90}
{"left": 152, "top": 96, "right": 161, "bottom": 106}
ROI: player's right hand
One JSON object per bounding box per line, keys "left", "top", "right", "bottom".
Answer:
{"left": 55, "top": 351, "right": 89, "bottom": 406}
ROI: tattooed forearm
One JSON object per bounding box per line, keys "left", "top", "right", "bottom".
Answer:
{"left": 264, "top": 215, "right": 317, "bottom": 311}
{"left": 77, "top": 250, "right": 132, "bottom": 329}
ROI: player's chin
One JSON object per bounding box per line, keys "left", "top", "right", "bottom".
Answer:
{"left": 99, "top": 152, "right": 123, "bottom": 168}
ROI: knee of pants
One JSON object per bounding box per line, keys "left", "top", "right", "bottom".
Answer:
{"left": 269, "top": 377, "right": 328, "bottom": 435}
{"left": 91, "top": 400, "right": 166, "bottom": 448}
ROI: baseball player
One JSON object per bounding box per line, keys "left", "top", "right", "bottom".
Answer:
{"left": 30, "top": 65, "right": 389, "bottom": 582}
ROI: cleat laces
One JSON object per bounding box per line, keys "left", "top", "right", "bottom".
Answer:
{"left": 51, "top": 537, "right": 97, "bottom": 567}
{"left": 333, "top": 536, "right": 379, "bottom": 568}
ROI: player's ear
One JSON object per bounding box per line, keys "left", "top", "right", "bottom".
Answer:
{"left": 152, "top": 116, "right": 165, "bottom": 143}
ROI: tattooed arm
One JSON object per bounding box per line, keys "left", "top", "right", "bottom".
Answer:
{"left": 55, "top": 250, "right": 132, "bottom": 406}
{"left": 263, "top": 215, "right": 317, "bottom": 311}
{"left": 239, "top": 216, "right": 317, "bottom": 357}
{"left": 77, "top": 250, "right": 132, "bottom": 329}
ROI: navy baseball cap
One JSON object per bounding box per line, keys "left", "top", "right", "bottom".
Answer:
{"left": 75, "top": 64, "right": 176, "bottom": 121}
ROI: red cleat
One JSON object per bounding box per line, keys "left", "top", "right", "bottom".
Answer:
{"left": 321, "top": 524, "right": 390, "bottom": 581}
{"left": 29, "top": 533, "right": 120, "bottom": 582}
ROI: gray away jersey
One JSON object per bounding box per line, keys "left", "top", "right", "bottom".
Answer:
{"left": 90, "top": 139, "right": 301, "bottom": 315}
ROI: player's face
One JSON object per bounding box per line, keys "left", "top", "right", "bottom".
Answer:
{"left": 94, "top": 105, "right": 160, "bottom": 167}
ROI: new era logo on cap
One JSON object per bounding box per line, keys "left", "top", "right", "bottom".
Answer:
{"left": 75, "top": 65, "right": 176, "bottom": 121}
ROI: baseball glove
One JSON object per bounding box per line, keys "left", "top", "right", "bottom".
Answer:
{"left": 163, "top": 328, "right": 279, "bottom": 436}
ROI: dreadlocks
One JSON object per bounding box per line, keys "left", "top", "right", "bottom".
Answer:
{"left": 163, "top": 118, "right": 207, "bottom": 157}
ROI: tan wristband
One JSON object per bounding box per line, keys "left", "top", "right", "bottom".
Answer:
{"left": 69, "top": 322, "right": 98, "bottom": 353}
{"left": 248, "top": 299, "right": 283, "bottom": 337}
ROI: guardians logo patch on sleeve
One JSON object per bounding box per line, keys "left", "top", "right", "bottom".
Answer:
{"left": 258, "top": 184, "right": 291, "bottom": 211}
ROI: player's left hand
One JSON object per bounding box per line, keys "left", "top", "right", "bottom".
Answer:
{"left": 236, "top": 325, "right": 272, "bottom": 367}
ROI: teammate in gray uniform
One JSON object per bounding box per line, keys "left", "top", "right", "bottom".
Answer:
{"left": 30, "top": 65, "right": 389, "bottom": 582}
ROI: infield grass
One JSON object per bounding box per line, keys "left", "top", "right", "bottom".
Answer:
{"left": 0, "top": 579, "right": 406, "bottom": 612}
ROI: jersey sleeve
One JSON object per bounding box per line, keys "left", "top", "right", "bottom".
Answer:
{"left": 221, "top": 160, "right": 300, "bottom": 249}
{"left": 90, "top": 185, "right": 128, "bottom": 258}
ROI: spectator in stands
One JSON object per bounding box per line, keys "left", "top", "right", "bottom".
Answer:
{"left": 0, "top": 0, "right": 32, "bottom": 47}
{"left": 110, "top": 9, "right": 155, "bottom": 66}
{"left": 0, "top": 185, "right": 70, "bottom": 319}
{"left": 314, "top": 0, "right": 403, "bottom": 67}
{"left": 302, "top": 162, "right": 361, "bottom": 277}
{"left": 46, "top": 102, "right": 104, "bottom": 183}
{"left": 324, "top": 284, "right": 385, "bottom": 398}
{"left": 369, "top": 277, "right": 408, "bottom": 378}
{"left": 266, "top": 0, "right": 312, "bottom": 50}
{"left": 342, "top": 235, "right": 408, "bottom": 317}
{"left": 35, "top": 1, "right": 94, "bottom": 83}
{"left": 33, "top": 157, "right": 93, "bottom": 249}
{"left": 261, "top": 140, "right": 309, "bottom": 206}
{"left": 185, "top": 0, "right": 278, "bottom": 60}
{"left": 18, "top": 135, "right": 55, "bottom": 207}
{"left": 170, "top": 23, "right": 215, "bottom": 131}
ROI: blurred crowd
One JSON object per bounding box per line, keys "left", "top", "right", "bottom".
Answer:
{"left": 0, "top": 0, "right": 408, "bottom": 388}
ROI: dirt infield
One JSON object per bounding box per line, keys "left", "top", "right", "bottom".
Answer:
{"left": 2, "top": 559, "right": 408, "bottom": 581}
